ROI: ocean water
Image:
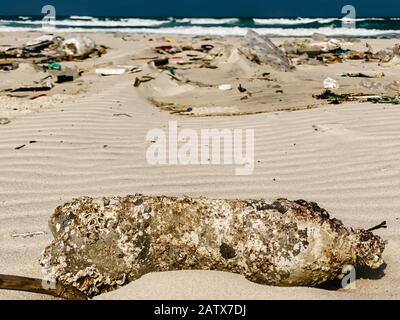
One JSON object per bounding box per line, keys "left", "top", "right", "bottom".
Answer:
{"left": 0, "top": 16, "right": 399, "bottom": 38}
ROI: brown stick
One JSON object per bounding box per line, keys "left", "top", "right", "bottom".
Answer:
{"left": 0, "top": 274, "right": 88, "bottom": 300}
{"left": 367, "top": 221, "right": 387, "bottom": 232}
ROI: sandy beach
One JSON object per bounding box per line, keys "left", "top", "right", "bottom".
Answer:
{"left": 0, "top": 31, "right": 399, "bottom": 299}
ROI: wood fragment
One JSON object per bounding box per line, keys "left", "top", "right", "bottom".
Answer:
{"left": 0, "top": 274, "right": 88, "bottom": 300}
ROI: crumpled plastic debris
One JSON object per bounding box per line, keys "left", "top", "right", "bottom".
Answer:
{"left": 240, "top": 30, "right": 294, "bottom": 71}
{"left": 61, "top": 36, "right": 96, "bottom": 58}
{"left": 218, "top": 84, "right": 232, "bottom": 91}
{"left": 323, "top": 77, "right": 339, "bottom": 89}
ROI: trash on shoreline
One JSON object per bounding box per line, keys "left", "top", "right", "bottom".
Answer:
{"left": 284, "top": 37, "right": 399, "bottom": 65}
{"left": 10, "top": 78, "right": 53, "bottom": 92}
{"left": 240, "top": 30, "right": 294, "bottom": 71}
{"left": 238, "top": 84, "right": 247, "bottom": 92}
{"left": 323, "top": 77, "right": 339, "bottom": 89}
{"left": 152, "top": 58, "right": 169, "bottom": 67}
{"left": 367, "top": 95, "right": 400, "bottom": 104}
{"left": 96, "top": 67, "right": 126, "bottom": 76}
{"left": 313, "top": 89, "right": 400, "bottom": 104}
{"left": 49, "top": 66, "right": 80, "bottom": 83}
{"left": 218, "top": 84, "right": 232, "bottom": 91}
{"left": 1, "top": 34, "right": 105, "bottom": 62}
{"left": 24, "top": 35, "right": 63, "bottom": 53}
{"left": 134, "top": 75, "right": 156, "bottom": 87}
{"left": 0, "top": 59, "right": 19, "bottom": 71}
{"left": 341, "top": 72, "right": 385, "bottom": 78}
{"left": 48, "top": 63, "right": 62, "bottom": 71}
{"left": 0, "top": 117, "right": 11, "bottom": 125}
{"left": 30, "top": 93, "right": 48, "bottom": 100}
{"left": 61, "top": 36, "right": 96, "bottom": 58}
{"left": 96, "top": 65, "right": 141, "bottom": 76}
{"left": 56, "top": 75, "right": 74, "bottom": 83}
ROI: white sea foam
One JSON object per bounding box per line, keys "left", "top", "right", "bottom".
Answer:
{"left": 253, "top": 17, "right": 387, "bottom": 25}
{"left": 1, "top": 25, "right": 398, "bottom": 38}
{"left": 176, "top": 18, "right": 239, "bottom": 24}
{"left": 0, "top": 18, "right": 170, "bottom": 27}
{"left": 69, "top": 16, "right": 97, "bottom": 20}
{"left": 253, "top": 18, "right": 337, "bottom": 25}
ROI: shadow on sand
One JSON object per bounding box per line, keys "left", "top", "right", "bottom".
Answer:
{"left": 318, "top": 262, "right": 387, "bottom": 291}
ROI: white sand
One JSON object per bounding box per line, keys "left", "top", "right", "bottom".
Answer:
{"left": 1, "top": 83, "right": 398, "bottom": 299}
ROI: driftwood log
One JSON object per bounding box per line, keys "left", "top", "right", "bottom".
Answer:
{"left": 40, "top": 194, "right": 385, "bottom": 298}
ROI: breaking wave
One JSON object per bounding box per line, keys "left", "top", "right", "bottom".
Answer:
{"left": 0, "top": 16, "right": 399, "bottom": 38}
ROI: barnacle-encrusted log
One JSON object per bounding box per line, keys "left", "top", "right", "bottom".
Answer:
{"left": 40, "top": 195, "right": 385, "bottom": 298}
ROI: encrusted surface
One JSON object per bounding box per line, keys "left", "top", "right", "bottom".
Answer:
{"left": 40, "top": 195, "right": 385, "bottom": 297}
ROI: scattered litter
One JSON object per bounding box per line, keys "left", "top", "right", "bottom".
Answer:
{"left": 0, "top": 118, "right": 11, "bottom": 125}
{"left": 323, "top": 77, "right": 339, "bottom": 89}
{"left": 162, "top": 66, "right": 176, "bottom": 76}
{"left": 152, "top": 58, "right": 169, "bottom": 67}
{"left": 342, "top": 73, "right": 372, "bottom": 78}
{"left": 113, "top": 113, "right": 132, "bottom": 118}
{"left": 313, "top": 90, "right": 352, "bottom": 104}
{"left": 238, "top": 84, "right": 247, "bottom": 93}
{"left": 14, "top": 144, "right": 26, "bottom": 150}
{"left": 367, "top": 96, "right": 399, "bottom": 104}
{"left": 62, "top": 36, "right": 96, "bottom": 58}
{"left": 240, "top": 30, "right": 294, "bottom": 71}
{"left": 131, "top": 56, "right": 160, "bottom": 61}
{"left": 342, "top": 72, "right": 385, "bottom": 78}
{"left": 24, "top": 35, "right": 61, "bottom": 52}
{"left": 120, "top": 65, "right": 141, "bottom": 73}
{"left": 0, "top": 59, "right": 19, "bottom": 71}
{"left": 314, "top": 89, "right": 399, "bottom": 105}
{"left": 201, "top": 44, "right": 214, "bottom": 52}
{"left": 95, "top": 65, "right": 141, "bottom": 76}
{"left": 11, "top": 78, "right": 53, "bottom": 92}
{"left": 134, "top": 75, "right": 155, "bottom": 87}
{"left": 30, "top": 93, "right": 48, "bottom": 100}
{"left": 56, "top": 75, "right": 74, "bottom": 83}
{"left": 219, "top": 84, "right": 232, "bottom": 91}
{"left": 48, "top": 63, "right": 62, "bottom": 71}
{"left": 11, "top": 231, "right": 45, "bottom": 238}
{"left": 376, "top": 72, "right": 385, "bottom": 78}
{"left": 283, "top": 37, "right": 400, "bottom": 66}
{"left": 155, "top": 45, "right": 182, "bottom": 54}
{"left": 49, "top": 66, "right": 80, "bottom": 83}
{"left": 96, "top": 68, "right": 126, "bottom": 76}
